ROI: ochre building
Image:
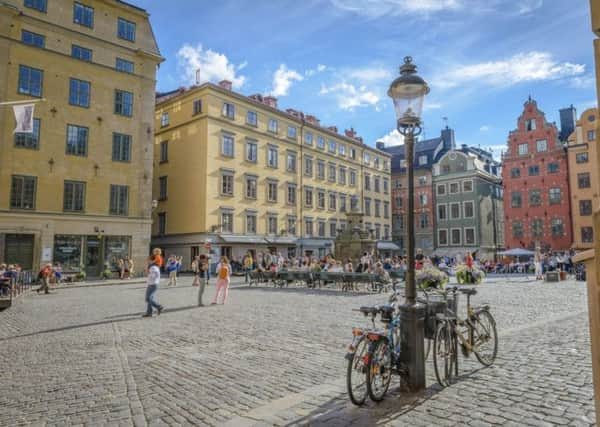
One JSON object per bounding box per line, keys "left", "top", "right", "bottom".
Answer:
{"left": 0, "top": 0, "right": 162, "bottom": 274}
{"left": 152, "top": 81, "right": 393, "bottom": 266}
{"left": 567, "top": 108, "right": 598, "bottom": 249}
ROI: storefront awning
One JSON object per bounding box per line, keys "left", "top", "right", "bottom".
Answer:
{"left": 218, "top": 235, "right": 268, "bottom": 244}
{"left": 297, "top": 238, "right": 333, "bottom": 248}
{"left": 265, "top": 236, "right": 297, "bottom": 245}
{"left": 377, "top": 241, "right": 400, "bottom": 251}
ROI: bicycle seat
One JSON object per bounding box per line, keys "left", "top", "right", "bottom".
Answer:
{"left": 359, "top": 306, "right": 379, "bottom": 315}
{"left": 459, "top": 287, "right": 477, "bottom": 296}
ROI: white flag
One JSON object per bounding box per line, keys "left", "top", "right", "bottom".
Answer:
{"left": 13, "top": 104, "right": 35, "bottom": 133}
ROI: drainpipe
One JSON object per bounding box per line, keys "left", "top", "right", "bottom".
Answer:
{"left": 299, "top": 116, "right": 305, "bottom": 258}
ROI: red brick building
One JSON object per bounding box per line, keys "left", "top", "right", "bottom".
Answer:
{"left": 501, "top": 98, "right": 573, "bottom": 251}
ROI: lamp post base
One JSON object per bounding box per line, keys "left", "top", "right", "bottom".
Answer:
{"left": 399, "top": 301, "right": 427, "bottom": 392}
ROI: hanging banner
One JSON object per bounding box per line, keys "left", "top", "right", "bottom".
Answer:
{"left": 13, "top": 104, "right": 35, "bottom": 133}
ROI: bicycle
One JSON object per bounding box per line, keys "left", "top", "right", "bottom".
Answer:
{"left": 433, "top": 286, "right": 498, "bottom": 387}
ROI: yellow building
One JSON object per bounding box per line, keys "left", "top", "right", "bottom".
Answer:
{"left": 152, "top": 81, "right": 393, "bottom": 265}
{"left": 567, "top": 108, "right": 599, "bottom": 250}
{"left": 0, "top": 0, "right": 162, "bottom": 275}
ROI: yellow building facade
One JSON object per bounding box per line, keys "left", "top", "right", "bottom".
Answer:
{"left": 152, "top": 82, "right": 393, "bottom": 266}
{"left": 0, "top": 0, "right": 162, "bottom": 274}
{"left": 567, "top": 108, "right": 599, "bottom": 250}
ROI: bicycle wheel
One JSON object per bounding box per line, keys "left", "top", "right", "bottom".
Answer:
{"left": 346, "top": 336, "right": 369, "bottom": 406}
{"left": 472, "top": 310, "right": 498, "bottom": 366}
{"left": 433, "top": 322, "right": 456, "bottom": 387}
{"left": 366, "top": 339, "right": 392, "bottom": 401}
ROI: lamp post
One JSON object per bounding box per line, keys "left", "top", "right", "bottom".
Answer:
{"left": 388, "top": 56, "right": 429, "bottom": 391}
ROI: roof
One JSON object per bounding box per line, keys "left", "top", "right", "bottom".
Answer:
{"left": 383, "top": 137, "right": 443, "bottom": 157}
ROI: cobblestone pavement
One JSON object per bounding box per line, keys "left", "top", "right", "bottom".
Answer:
{"left": 0, "top": 276, "right": 594, "bottom": 426}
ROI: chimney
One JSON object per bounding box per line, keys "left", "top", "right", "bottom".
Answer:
{"left": 286, "top": 108, "right": 303, "bottom": 119}
{"left": 218, "top": 80, "right": 232, "bottom": 91}
{"left": 249, "top": 93, "right": 263, "bottom": 103}
{"left": 327, "top": 125, "right": 338, "bottom": 133}
{"left": 345, "top": 127, "right": 357, "bottom": 138}
{"left": 356, "top": 136, "right": 363, "bottom": 144}
{"left": 263, "top": 96, "right": 278, "bottom": 109}
{"left": 305, "top": 115, "right": 320, "bottom": 126}
{"left": 376, "top": 141, "right": 385, "bottom": 150}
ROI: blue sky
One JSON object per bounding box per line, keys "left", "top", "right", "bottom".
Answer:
{"left": 136, "top": 0, "right": 595, "bottom": 156}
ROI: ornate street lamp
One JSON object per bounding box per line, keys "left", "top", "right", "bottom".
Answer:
{"left": 388, "top": 56, "right": 429, "bottom": 392}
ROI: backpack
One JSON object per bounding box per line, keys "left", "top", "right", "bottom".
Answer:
{"left": 218, "top": 264, "right": 229, "bottom": 279}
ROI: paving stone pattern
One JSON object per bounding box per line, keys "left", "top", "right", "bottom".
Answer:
{"left": 0, "top": 277, "right": 594, "bottom": 426}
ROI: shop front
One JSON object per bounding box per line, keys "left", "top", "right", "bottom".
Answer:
{"left": 53, "top": 235, "right": 131, "bottom": 276}
{"left": 2, "top": 233, "right": 35, "bottom": 270}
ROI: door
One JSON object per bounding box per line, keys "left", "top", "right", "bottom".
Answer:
{"left": 5, "top": 234, "right": 34, "bottom": 270}
{"left": 85, "top": 236, "right": 102, "bottom": 277}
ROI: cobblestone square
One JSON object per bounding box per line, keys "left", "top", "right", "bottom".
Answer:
{"left": 0, "top": 276, "right": 595, "bottom": 426}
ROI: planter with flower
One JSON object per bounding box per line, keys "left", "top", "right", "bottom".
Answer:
{"left": 416, "top": 265, "right": 449, "bottom": 290}
{"left": 455, "top": 264, "right": 485, "bottom": 284}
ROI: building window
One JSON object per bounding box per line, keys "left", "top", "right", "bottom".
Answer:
{"left": 304, "top": 188, "right": 313, "bottom": 207}
{"left": 529, "top": 189, "right": 541, "bottom": 206}
{"left": 328, "top": 164, "right": 336, "bottom": 182}
{"left": 160, "top": 112, "right": 169, "bottom": 127}
{"left": 286, "top": 152, "right": 297, "bottom": 172}
{"left": 71, "top": 45, "right": 93, "bottom": 62}
{"left": 18, "top": 65, "right": 43, "bottom": 97}
{"left": 330, "top": 222, "right": 337, "bottom": 237}
{"left": 510, "top": 168, "right": 520, "bottom": 178}
{"left": 419, "top": 214, "right": 428, "bottom": 229}
{"left": 304, "top": 156, "right": 313, "bottom": 176}
{"left": 158, "top": 176, "right": 167, "bottom": 200}
{"left": 528, "top": 165, "right": 539, "bottom": 176}
{"left": 576, "top": 152, "right": 589, "bottom": 163}
{"left": 549, "top": 187, "right": 561, "bottom": 204}
{"left": 518, "top": 143, "right": 528, "bottom": 156}
{"left": 221, "top": 174, "right": 234, "bottom": 196}
{"left": 112, "top": 133, "right": 131, "bottom": 162}
{"left": 221, "top": 211, "right": 233, "bottom": 233}
{"left": 580, "top": 200, "right": 593, "bottom": 216}
{"left": 449, "top": 182, "right": 459, "bottom": 194}
{"left": 73, "top": 2, "right": 94, "bottom": 28}
{"left": 317, "top": 190, "right": 326, "bottom": 209}
{"left": 339, "top": 144, "right": 346, "bottom": 156}
{"left": 418, "top": 155, "right": 427, "bottom": 165}
{"left": 66, "top": 124, "right": 88, "bottom": 156}
{"left": 246, "top": 140, "right": 257, "bottom": 162}
{"left": 464, "top": 228, "right": 476, "bottom": 245}
{"left": 364, "top": 198, "right": 371, "bottom": 216}
{"left": 222, "top": 134, "right": 234, "bottom": 157}
{"left": 588, "top": 130, "right": 596, "bottom": 142}
{"left": 512, "top": 221, "right": 523, "bottom": 238}
{"left": 288, "top": 126, "right": 297, "bottom": 139}
{"left": 246, "top": 110, "right": 257, "bottom": 126}
{"left": 349, "top": 148, "right": 356, "bottom": 160}
{"left": 11, "top": 175, "right": 36, "bottom": 209}
{"left": 317, "top": 160, "right": 325, "bottom": 179}
{"left": 160, "top": 141, "right": 168, "bottom": 163}
{"left": 268, "top": 118, "right": 278, "bottom": 133}
{"left": 329, "top": 140, "right": 336, "bottom": 153}
{"left": 329, "top": 193, "right": 336, "bottom": 210}
{"left": 438, "top": 229, "right": 448, "bottom": 246}
{"left": 383, "top": 160, "right": 389, "bottom": 171}
{"left": 547, "top": 162, "right": 559, "bottom": 174}
{"left": 222, "top": 102, "right": 235, "bottom": 119}
{"left": 383, "top": 178, "right": 389, "bottom": 194}
{"left": 15, "top": 118, "right": 40, "bottom": 149}
{"left": 316, "top": 221, "right": 325, "bottom": 237}
{"left": 374, "top": 157, "right": 380, "bottom": 168}
{"left": 317, "top": 136, "right": 325, "bottom": 149}
{"left": 511, "top": 191, "right": 522, "bottom": 208}
{"left": 340, "top": 195, "right": 347, "bottom": 212}
{"left": 401, "top": 159, "right": 408, "bottom": 169}
{"left": 288, "top": 218, "right": 297, "bottom": 235}
{"left": 246, "top": 214, "right": 257, "bottom": 234}
{"left": 245, "top": 176, "right": 257, "bottom": 199}
{"left": 305, "top": 219, "right": 313, "bottom": 236}
{"left": 384, "top": 225, "right": 390, "bottom": 240}
{"left": 463, "top": 201, "right": 474, "bottom": 218}
{"left": 268, "top": 146, "right": 278, "bottom": 168}
{"left": 536, "top": 139, "right": 547, "bottom": 152}
{"left": 267, "top": 182, "right": 278, "bottom": 202}
{"left": 364, "top": 152, "right": 370, "bottom": 164}
{"left": 462, "top": 180, "right": 473, "bottom": 192}
{"left": 109, "top": 185, "right": 129, "bottom": 216}
{"left": 350, "top": 169, "right": 357, "bottom": 186}
{"left": 578, "top": 173, "right": 591, "bottom": 189}
{"left": 62, "top": 180, "right": 85, "bottom": 212}
{"left": 551, "top": 218, "right": 564, "bottom": 236}
{"left": 384, "top": 201, "right": 389, "bottom": 219}
{"left": 364, "top": 174, "right": 371, "bottom": 191}
{"left": 116, "top": 57, "right": 134, "bottom": 73}
{"left": 374, "top": 176, "right": 380, "bottom": 192}
{"left": 69, "top": 78, "right": 90, "bottom": 107}
{"left": 305, "top": 132, "right": 313, "bottom": 145}
{"left": 450, "top": 203, "right": 460, "bottom": 219}
{"left": 418, "top": 176, "right": 427, "bottom": 186}
{"left": 287, "top": 185, "right": 297, "bottom": 205}
{"left": 437, "top": 184, "right": 446, "bottom": 195}
{"left": 21, "top": 30, "right": 45, "bottom": 48}
{"left": 525, "top": 118, "right": 536, "bottom": 131}
{"left": 158, "top": 213, "right": 166, "bottom": 235}
{"left": 531, "top": 219, "right": 543, "bottom": 238}
{"left": 268, "top": 216, "right": 278, "bottom": 235}
{"left": 117, "top": 17, "right": 136, "bottom": 42}
{"left": 451, "top": 229, "right": 461, "bottom": 245}
{"left": 114, "top": 90, "right": 133, "bottom": 116}
{"left": 582, "top": 227, "right": 594, "bottom": 243}
{"left": 419, "top": 193, "right": 428, "bottom": 206}
{"left": 395, "top": 197, "right": 402, "bottom": 208}
{"left": 438, "top": 204, "right": 447, "bottom": 220}
{"left": 24, "top": 0, "right": 47, "bottom": 12}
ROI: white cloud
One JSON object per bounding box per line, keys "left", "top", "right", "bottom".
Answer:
{"left": 347, "top": 67, "right": 392, "bottom": 83}
{"left": 177, "top": 43, "right": 246, "bottom": 88}
{"left": 331, "top": 0, "right": 462, "bottom": 17}
{"left": 237, "top": 61, "right": 248, "bottom": 70}
{"left": 317, "top": 64, "right": 327, "bottom": 72}
{"left": 517, "top": 0, "right": 542, "bottom": 14}
{"left": 305, "top": 64, "right": 328, "bottom": 77}
{"left": 435, "top": 51, "right": 585, "bottom": 89}
{"left": 424, "top": 102, "right": 443, "bottom": 111}
{"left": 320, "top": 81, "right": 380, "bottom": 110}
{"left": 570, "top": 74, "right": 596, "bottom": 89}
{"left": 480, "top": 125, "right": 490, "bottom": 132}
{"left": 271, "top": 64, "right": 304, "bottom": 97}
{"left": 377, "top": 129, "right": 404, "bottom": 147}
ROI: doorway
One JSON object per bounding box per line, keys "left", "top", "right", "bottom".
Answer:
{"left": 85, "top": 236, "right": 102, "bottom": 277}
{"left": 4, "top": 234, "right": 34, "bottom": 270}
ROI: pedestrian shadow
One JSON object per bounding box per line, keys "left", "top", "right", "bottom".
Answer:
{"left": 233, "top": 285, "right": 398, "bottom": 298}
{"left": 0, "top": 305, "right": 200, "bottom": 342}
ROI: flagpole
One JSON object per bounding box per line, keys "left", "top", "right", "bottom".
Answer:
{"left": 0, "top": 98, "right": 46, "bottom": 107}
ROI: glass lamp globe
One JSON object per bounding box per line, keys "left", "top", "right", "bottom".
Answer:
{"left": 388, "top": 56, "right": 429, "bottom": 126}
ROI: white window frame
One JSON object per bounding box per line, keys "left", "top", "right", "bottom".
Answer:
{"left": 267, "top": 146, "right": 278, "bottom": 168}
{"left": 462, "top": 180, "right": 473, "bottom": 192}
{"left": 246, "top": 214, "right": 257, "bottom": 234}
{"left": 268, "top": 118, "right": 278, "bottom": 133}
{"left": 418, "top": 155, "right": 427, "bottom": 165}
{"left": 449, "top": 182, "right": 459, "bottom": 194}
{"left": 221, "top": 133, "right": 234, "bottom": 157}
{"left": 463, "top": 200, "right": 475, "bottom": 219}
{"left": 437, "top": 184, "right": 446, "bottom": 196}
{"left": 536, "top": 139, "right": 547, "bottom": 152}
{"left": 450, "top": 228, "right": 462, "bottom": 246}
{"left": 438, "top": 229, "right": 448, "bottom": 246}
{"left": 267, "top": 181, "right": 278, "bottom": 202}
{"left": 518, "top": 143, "right": 528, "bottom": 156}
{"left": 450, "top": 202, "right": 461, "bottom": 220}
{"left": 437, "top": 203, "right": 447, "bottom": 221}
{"left": 246, "top": 110, "right": 258, "bottom": 126}
{"left": 464, "top": 227, "right": 476, "bottom": 245}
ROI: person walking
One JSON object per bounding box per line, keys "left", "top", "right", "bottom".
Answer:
{"left": 166, "top": 255, "right": 178, "bottom": 286}
{"left": 191, "top": 256, "right": 201, "bottom": 287}
{"left": 197, "top": 255, "right": 208, "bottom": 306}
{"left": 37, "top": 263, "right": 53, "bottom": 294}
{"left": 143, "top": 255, "right": 163, "bottom": 317}
{"left": 211, "top": 256, "right": 231, "bottom": 305}
{"left": 243, "top": 252, "right": 253, "bottom": 284}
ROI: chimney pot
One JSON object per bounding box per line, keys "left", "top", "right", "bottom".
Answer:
{"left": 218, "top": 80, "right": 232, "bottom": 91}
{"left": 263, "top": 96, "right": 278, "bottom": 109}
{"left": 327, "top": 126, "right": 338, "bottom": 133}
